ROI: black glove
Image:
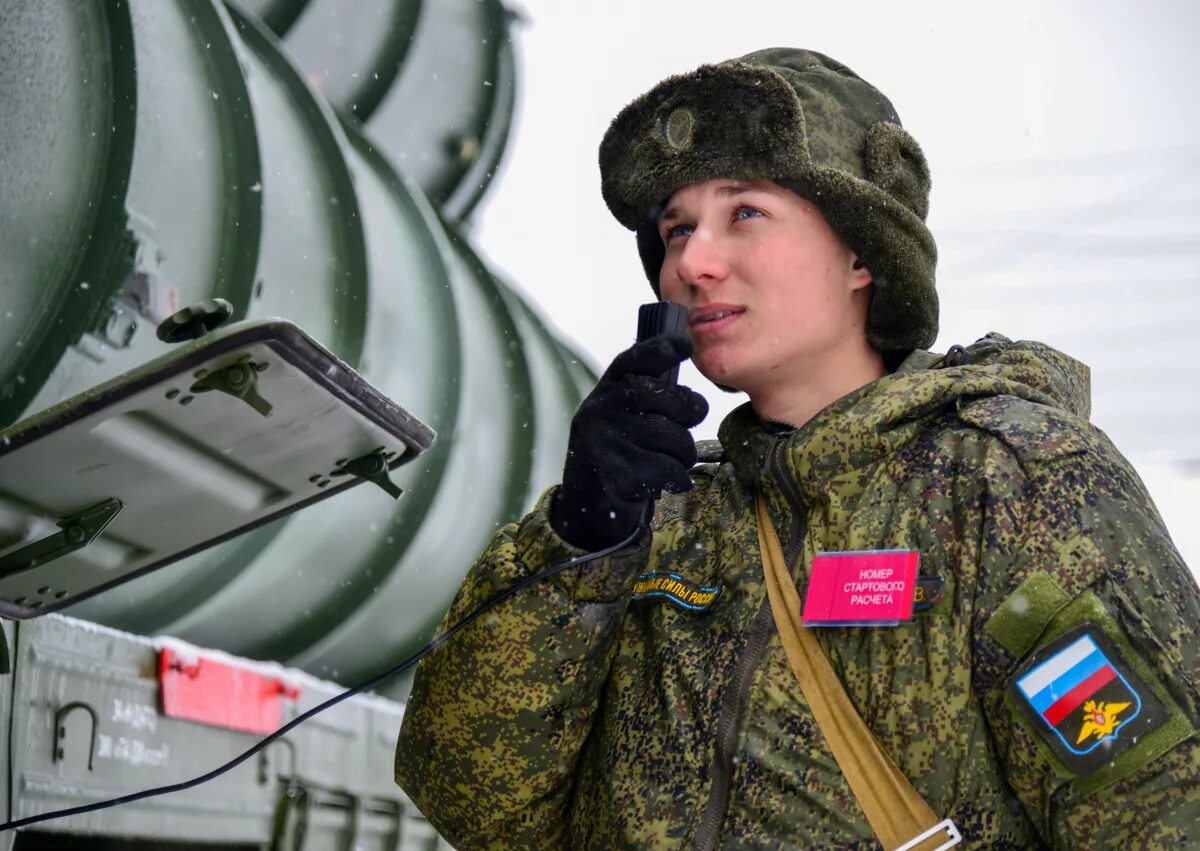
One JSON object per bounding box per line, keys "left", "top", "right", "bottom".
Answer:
{"left": 550, "top": 335, "right": 708, "bottom": 551}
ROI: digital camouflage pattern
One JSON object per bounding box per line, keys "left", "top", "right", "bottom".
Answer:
{"left": 396, "top": 335, "right": 1200, "bottom": 849}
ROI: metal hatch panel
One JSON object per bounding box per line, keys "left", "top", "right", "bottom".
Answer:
{"left": 0, "top": 319, "right": 434, "bottom": 619}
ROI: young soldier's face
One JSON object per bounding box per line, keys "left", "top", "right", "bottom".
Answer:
{"left": 657, "top": 178, "right": 873, "bottom": 395}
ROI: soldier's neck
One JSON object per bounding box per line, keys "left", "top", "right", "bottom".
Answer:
{"left": 749, "top": 342, "right": 887, "bottom": 430}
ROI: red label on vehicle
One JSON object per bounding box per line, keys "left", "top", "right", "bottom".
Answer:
{"left": 159, "top": 648, "right": 301, "bottom": 735}
{"left": 801, "top": 550, "right": 920, "bottom": 626}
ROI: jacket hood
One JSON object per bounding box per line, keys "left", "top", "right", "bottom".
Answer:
{"left": 719, "top": 334, "right": 1091, "bottom": 501}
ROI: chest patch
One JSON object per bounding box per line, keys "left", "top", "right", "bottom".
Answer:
{"left": 801, "top": 549, "right": 920, "bottom": 626}
{"left": 631, "top": 572, "right": 720, "bottom": 612}
{"left": 1009, "top": 623, "right": 1167, "bottom": 775}
{"left": 912, "top": 576, "right": 945, "bottom": 612}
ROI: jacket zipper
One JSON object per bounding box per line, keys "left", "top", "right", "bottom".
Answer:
{"left": 692, "top": 440, "right": 807, "bottom": 850}
{"left": 692, "top": 596, "right": 772, "bottom": 851}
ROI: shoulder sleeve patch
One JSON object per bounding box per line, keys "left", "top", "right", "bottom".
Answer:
{"left": 1001, "top": 590, "right": 1194, "bottom": 795}
{"left": 1009, "top": 623, "right": 1169, "bottom": 776}
{"left": 956, "top": 394, "right": 1089, "bottom": 463}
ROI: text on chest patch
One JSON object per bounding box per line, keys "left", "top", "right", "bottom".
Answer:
{"left": 631, "top": 572, "right": 720, "bottom": 612}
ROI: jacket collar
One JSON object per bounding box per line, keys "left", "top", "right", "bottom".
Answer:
{"left": 718, "top": 376, "right": 910, "bottom": 503}
{"left": 716, "top": 337, "right": 1090, "bottom": 503}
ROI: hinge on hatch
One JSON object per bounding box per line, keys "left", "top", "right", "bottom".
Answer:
{"left": 0, "top": 498, "right": 122, "bottom": 581}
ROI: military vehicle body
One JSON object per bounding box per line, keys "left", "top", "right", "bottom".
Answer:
{"left": 0, "top": 0, "right": 588, "bottom": 846}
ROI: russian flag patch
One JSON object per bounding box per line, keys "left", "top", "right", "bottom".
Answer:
{"left": 1008, "top": 623, "right": 1168, "bottom": 775}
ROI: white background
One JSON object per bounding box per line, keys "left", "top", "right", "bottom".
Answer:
{"left": 472, "top": 0, "right": 1200, "bottom": 567}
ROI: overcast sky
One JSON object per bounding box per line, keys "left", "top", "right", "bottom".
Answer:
{"left": 471, "top": 0, "right": 1200, "bottom": 565}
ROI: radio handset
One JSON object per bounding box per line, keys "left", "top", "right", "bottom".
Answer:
{"left": 635, "top": 301, "right": 689, "bottom": 384}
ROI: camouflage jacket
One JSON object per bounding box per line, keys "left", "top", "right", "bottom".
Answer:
{"left": 396, "top": 336, "right": 1200, "bottom": 849}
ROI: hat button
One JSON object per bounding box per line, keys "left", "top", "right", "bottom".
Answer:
{"left": 664, "top": 107, "right": 695, "bottom": 150}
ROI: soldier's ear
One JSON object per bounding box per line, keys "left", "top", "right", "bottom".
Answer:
{"left": 850, "top": 256, "right": 873, "bottom": 290}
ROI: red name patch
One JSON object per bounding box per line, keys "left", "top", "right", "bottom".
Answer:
{"left": 801, "top": 550, "right": 920, "bottom": 627}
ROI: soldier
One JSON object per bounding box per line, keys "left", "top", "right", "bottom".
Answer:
{"left": 396, "top": 48, "right": 1200, "bottom": 848}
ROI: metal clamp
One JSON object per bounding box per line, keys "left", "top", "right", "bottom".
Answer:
{"left": 0, "top": 498, "right": 123, "bottom": 581}
{"left": 190, "top": 354, "right": 273, "bottom": 417}
{"left": 331, "top": 449, "right": 402, "bottom": 500}
{"left": 893, "top": 818, "right": 961, "bottom": 851}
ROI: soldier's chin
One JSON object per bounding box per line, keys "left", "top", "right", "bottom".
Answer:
{"left": 695, "top": 361, "right": 747, "bottom": 395}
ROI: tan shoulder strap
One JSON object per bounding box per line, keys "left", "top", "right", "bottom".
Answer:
{"left": 755, "top": 493, "right": 960, "bottom": 851}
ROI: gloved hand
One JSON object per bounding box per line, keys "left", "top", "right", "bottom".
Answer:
{"left": 550, "top": 335, "right": 708, "bottom": 551}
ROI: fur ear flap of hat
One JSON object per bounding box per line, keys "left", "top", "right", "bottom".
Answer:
{"left": 599, "top": 48, "right": 938, "bottom": 354}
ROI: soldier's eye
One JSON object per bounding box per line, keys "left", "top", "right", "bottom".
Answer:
{"left": 664, "top": 223, "right": 693, "bottom": 242}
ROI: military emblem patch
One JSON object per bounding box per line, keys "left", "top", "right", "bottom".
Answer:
{"left": 631, "top": 572, "right": 720, "bottom": 612}
{"left": 1009, "top": 623, "right": 1168, "bottom": 775}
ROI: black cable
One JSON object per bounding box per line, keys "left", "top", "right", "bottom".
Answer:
{"left": 0, "top": 512, "right": 650, "bottom": 833}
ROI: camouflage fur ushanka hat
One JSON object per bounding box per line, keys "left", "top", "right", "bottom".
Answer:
{"left": 598, "top": 48, "right": 939, "bottom": 353}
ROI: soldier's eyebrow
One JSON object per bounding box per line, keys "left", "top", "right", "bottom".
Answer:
{"left": 658, "top": 202, "right": 686, "bottom": 226}
{"left": 714, "top": 181, "right": 757, "bottom": 199}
